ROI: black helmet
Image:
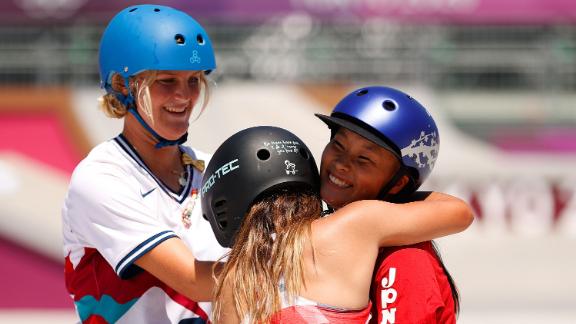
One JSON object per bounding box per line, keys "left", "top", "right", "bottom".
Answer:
{"left": 201, "top": 126, "right": 320, "bottom": 248}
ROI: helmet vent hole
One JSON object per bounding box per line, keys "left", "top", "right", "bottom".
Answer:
{"left": 298, "top": 147, "right": 309, "bottom": 160}
{"left": 129, "top": 8, "right": 138, "bottom": 12}
{"left": 154, "top": 8, "right": 160, "bottom": 12}
{"left": 257, "top": 149, "right": 271, "bottom": 161}
{"left": 197, "top": 34, "right": 205, "bottom": 45}
{"left": 217, "top": 219, "right": 228, "bottom": 229}
{"left": 175, "top": 34, "right": 186, "bottom": 45}
{"left": 356, "top": 89, "right": 369, "bottom": 96}
{"left": 214, "top": 199, "right": 226, "bottom": 208}
{"left": 383, "top": 100, "right": 396, "bottom": 111}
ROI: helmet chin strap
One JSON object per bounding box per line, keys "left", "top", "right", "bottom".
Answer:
{"left": 117, "top": 87, "right": 188, "bottom": 149}
{"left": 127, "top": 107, "right": 188, "bottom": 148}
{"left": 377, "top": 166, "right": 408, "bottom": 202}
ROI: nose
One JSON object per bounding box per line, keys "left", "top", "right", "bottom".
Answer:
{"left": 174, "top": 79, "right": 200, "bottom": 101}
{"left": 333, "top": 154, "right": 351, "bottom": 172}
{"left": 174, "top": 82, "right": 194, "bottom": 100}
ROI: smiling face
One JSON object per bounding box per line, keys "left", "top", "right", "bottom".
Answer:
{"left": 320, "top": 128, "right": 403, "bottom": 210}
{"left": 136, "top": 70, "right": 204, "bottom": 140}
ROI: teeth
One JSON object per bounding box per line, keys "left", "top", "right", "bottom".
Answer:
{"left": 165, "top": 106, "right": 186, "bottom": 113}
{"left": 329, "top": 174, "right": 350, "bottom": 188}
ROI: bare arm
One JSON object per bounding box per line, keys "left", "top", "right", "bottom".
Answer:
{"left": 214, "top": 278, "right": 241, "bottom": 324}
{"left": 333, "top": 191, "right": 474, "bottom": 248}
{"left": 134, "top": 237, "right": 223, "bottom": 301}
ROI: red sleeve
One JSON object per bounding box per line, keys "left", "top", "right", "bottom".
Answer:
{"left": 370, "top": 245, "right": 448, "bottom": 324}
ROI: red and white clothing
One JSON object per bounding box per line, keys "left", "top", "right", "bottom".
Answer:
{"left": 266, "top": 280, "right": 372, "bottom": 324}
{"left": 269, "top": 294, "right": 372, "bottom": 324}
{"left": 62, "top": 135, "right": 228, "bottom": 323}
{"left": 370, "top": 241, "right": 455, "bottom": 324}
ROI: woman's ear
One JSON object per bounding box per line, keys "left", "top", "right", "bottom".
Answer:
{"left": 388, "top": 175, "right": 409, "bottom": 195}
{"left": 111, "top": 74, "right": 129, "bottom": 96}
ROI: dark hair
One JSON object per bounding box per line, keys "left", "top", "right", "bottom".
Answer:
{"left": 431, "top": 241, "right": 460, "bottom": 315}
{"left": 384, "top": 191, "right": 460, "bottom": 315}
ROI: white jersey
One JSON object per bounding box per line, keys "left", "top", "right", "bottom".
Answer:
{"left": 62, "top": 135, "right": 228, "bottom": 324}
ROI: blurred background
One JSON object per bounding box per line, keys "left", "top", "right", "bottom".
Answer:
{"left": 0, "top": 0, "right": 575, "bottom": 323}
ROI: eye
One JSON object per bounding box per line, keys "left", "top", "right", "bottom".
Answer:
{"left": 357, "top": 155, "right": 375, "bottom": 166}
{"left": 332, "top": 139, "right": 344, "bottom": 151}
{"left": 157, "top": 78, "right": 176, "bottom": 85}
{"left": 188, "top": 76, "right": 199, "bottom": 85}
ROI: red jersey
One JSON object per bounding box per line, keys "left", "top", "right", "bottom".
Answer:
{"left": 370, "top": 241, "right": 456, "bottom": 324}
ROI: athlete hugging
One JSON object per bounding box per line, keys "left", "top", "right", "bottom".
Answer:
{"left": 315, "top": 86, "right": 463, "bottom": 324}
{"left": 61, "top": 3, "right": 471, "bottom": 323}
{"left": 201, "top": 87, "right": 473, "bottom": 324}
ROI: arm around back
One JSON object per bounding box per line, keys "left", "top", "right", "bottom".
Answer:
{"left": 335, "top": 191, "right": 473, "bottom": 249}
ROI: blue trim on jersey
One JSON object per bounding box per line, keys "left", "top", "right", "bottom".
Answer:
{"left": 114, "top": 135, "right": 193, "bottom": 203}
{"left": 116, "top": 230, "right": 177, "bottom": 278}
{"left": 76, "top": 294, "right": 138, "bottom": 323}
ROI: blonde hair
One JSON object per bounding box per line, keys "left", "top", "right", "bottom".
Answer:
{"left": 213, "top": 191, "right": 322, "bottom": 323}
{"left": 99, "top": 71, "right": 212, "bottom": 120}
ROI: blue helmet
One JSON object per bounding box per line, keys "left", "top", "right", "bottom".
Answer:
{"left": 98, "top": 4, "right": 216, "bottom": 92}
{"left": 316, "top": 86, "right": 439, "bottom": 192}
